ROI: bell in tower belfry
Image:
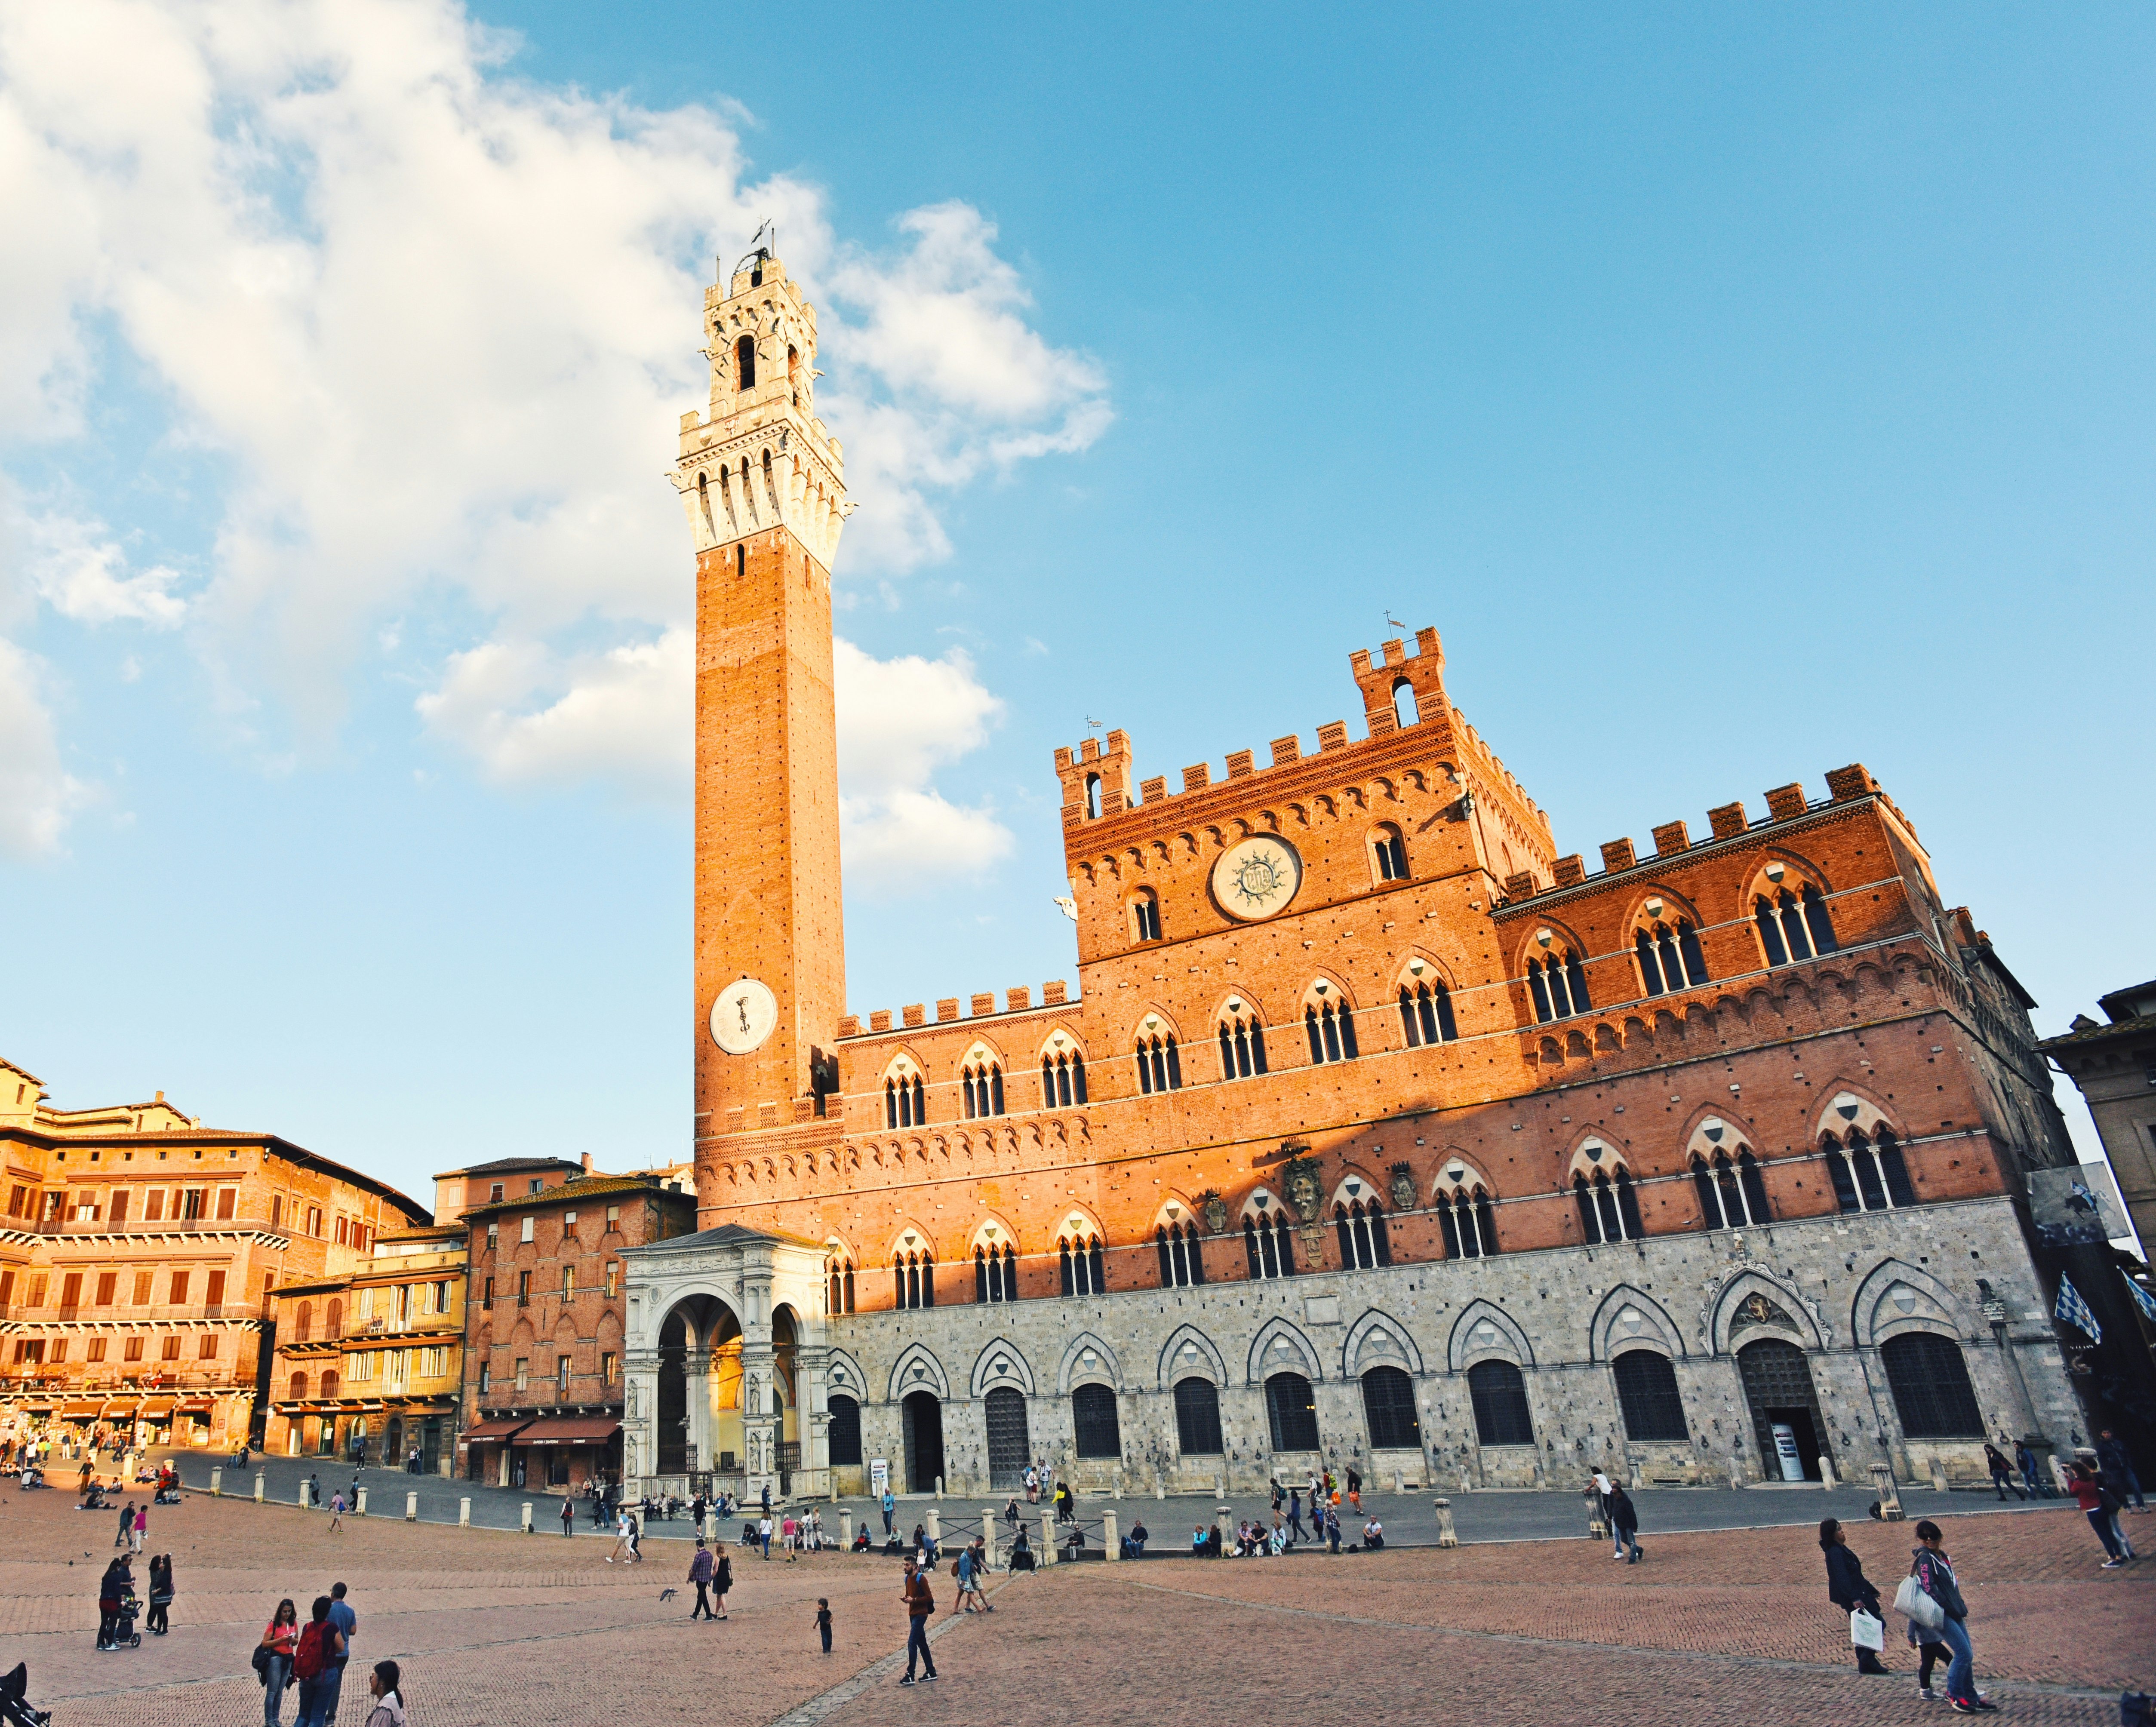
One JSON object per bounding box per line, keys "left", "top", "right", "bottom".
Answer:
{"left": 672, "top": 243, "right": 853, "bottom": 1167}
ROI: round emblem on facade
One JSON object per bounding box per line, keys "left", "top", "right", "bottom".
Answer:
{"left": 1211, "top": 837, "right": 1302, "bottom": 922}
{"left": 710, "top": 977, "right": 778, "bottom": 1054}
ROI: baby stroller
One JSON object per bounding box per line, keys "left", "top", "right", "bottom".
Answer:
{"left": 0, "top": 1662, "right": 53, "bottom": 1727}
{"left": 98, "top": 1587, "right": 142, "bottom": 1652}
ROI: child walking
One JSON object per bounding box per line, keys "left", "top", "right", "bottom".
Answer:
{"left": 814, "top": 1598, "right": 832, "bottom": 1654}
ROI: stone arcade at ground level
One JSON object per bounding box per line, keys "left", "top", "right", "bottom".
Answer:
{"left": 620, "top": 1192, "right": 2076, "bottom": 1502}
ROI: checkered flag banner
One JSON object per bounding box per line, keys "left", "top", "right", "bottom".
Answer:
{"left": 2125, "top": 1273, "right": 2156, "bottom": 1328}
{"left": 2055, "top": 1275, "right": 2101, "bottom": 1344}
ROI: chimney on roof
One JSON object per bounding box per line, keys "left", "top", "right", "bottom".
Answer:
{"left": 154, "top": 1091, "right": 164, "bottom": 1103}
{"left": 581, "top": 1151, "right": 594, "bottom": 1174}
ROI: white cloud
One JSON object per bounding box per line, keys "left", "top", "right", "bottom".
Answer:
{"left": 0, "top": 637, "right": 87, "bottom": 856}
{"left": 0, "top": 0, "right": 1107, "bottom": 851}
{"left": 11, "top": 506, "right": 186, "bottom": 627}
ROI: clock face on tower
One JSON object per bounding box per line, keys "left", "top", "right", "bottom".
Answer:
{"left": 710, "top": 977, "right": 779, "bottom": 1054}
{"left": 1211, "top": 836, "right": 1303, "bottom": 922}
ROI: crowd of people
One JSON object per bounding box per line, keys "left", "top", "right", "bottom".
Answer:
{"left": 254, "top": 1583, "right": 406, "bottom": 1727}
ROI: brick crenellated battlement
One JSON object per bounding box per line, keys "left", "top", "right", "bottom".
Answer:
{"left": 838, "top": 980, "right": 1076, "bottom": 1043}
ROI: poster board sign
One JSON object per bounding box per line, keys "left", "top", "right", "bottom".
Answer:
{"left": 870, "top": 1458, "right": 889, "bottom": 1497}
{"left": 2029, "top": 1165, "right": 2126, "bottom": 1246}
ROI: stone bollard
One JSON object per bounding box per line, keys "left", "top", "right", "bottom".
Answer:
{"left": 1213, "top": 1475, "right": 1225, "bottom": 1499}
{"left": 1434, "top": 1497, "right": 1459, "bottom": 1548}
{"left": 1930, "top": 1462, "right": 1950, "bottom": 1493}
{"left": 926, "top": 1507, "right": 941, "bottom": 1547}
{"left": 356, "top": 1487, "right": 368, "bottom": 1517}
{"left": 1215, "top": 1504, "right": 1233, "bottom": 1552}
{"left": 520, "top": 1501, "right": 533, "bottom": 1533}
{"left": 934, "top": 1475, "right": 944, "bottom": 1499}
{"left": 1103, "top": 1509, "right": 1120, "bottom": 1561}
{"left": 1155, "top": 1478, "right": 1166, "bottom": 1500}
{"left": 1113, "top": 1466, "right": 1124, "bottom": 1498}
{"left": 840, "top": 1509, "right": 853, "bottom": 1546}
{"left": 1585, "top": 1485, "right": 1609, "bottom": 1540}
{"left": 980, "top": 1509, "right": 997, "bottom": 1568}
{"left": 406, "top": 1490, "right": 418, "bottom": 1521}
{"left": 1041, "top": 1511, "right": 1058, "bottom": 1565}
{"left": 1460, "top": 1471, "right": 1473, "bottom": 1493}
{"left": 1869, "top": 1463, "right": 1906, "bottom": 1521}
{"left": 211, "top": 1468, "right": 222, "bottom": 1497}
{"left": 1394, "top": 1470, "right": 1405, "bottom": 1494}
{"left": 1818, "top": 1456, "right": 1837, "bottom": 1488}
{"left": 459, "top": 1497, "right": 471, "bottom": 1526}
{"left": 255, "top": 1472, "right": 265, "bottom": 1503}
{"left": 298, "top": 1480, "right": 311, "bottom": 1509}
{"left": 1727, "top": 1455, "right": 1744, "bottom": 1489}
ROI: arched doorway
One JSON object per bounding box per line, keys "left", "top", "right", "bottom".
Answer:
{"left": 1737, "top": 1338, "right": 1830, "bottom": 1480}
{"left": 658, "top": 1312, "right": 689, "bottom": 1474}
{"left": 658, "top": 1295, "right": 741, "bottom": 1476}
{"left": 984, "top": 1387, "right": 1030, "bottom": 1489}
{"left": 384, "top": 1416, "right": 405, "bottom": 1469}
{"left": 902, "top": 1390, "right": 944, "bottom": 1493}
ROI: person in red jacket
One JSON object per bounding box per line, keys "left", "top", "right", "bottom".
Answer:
{"left": 2067, "top": 1463, "right": 2129, "bottom": 1567}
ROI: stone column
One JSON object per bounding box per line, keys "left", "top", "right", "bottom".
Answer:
{"left": 1103, "top": 1509, "right": 1120, "bottom": 1560}
{"left": 739, "top": 1269, "right": 778, "bottom": 1506}
{"left": 980, "top": 1507, "right": 998, "bottom": 1568}
{"left": 684, "top": 1353, "right": 712, "bottom": 1483}
{"left": 797, "top": 1342, "right": 834, "bottom": 1500}
{"left": 624, "top": 1350, "right": 661, "bottom": 1498}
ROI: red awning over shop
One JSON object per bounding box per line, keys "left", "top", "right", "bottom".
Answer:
{"left": 459, "top": 1417, "right": 533, "bottom": 1443}
{"left": 99, "top": 1400, "right": 140, "bottom": 1419}
{"left": 136, "top": 1397, "right": 175, "bottom": 1418}
{"left": 515, "top": 1416, "right": 621, "bottom": 1447}
{"left": 61, "top": 1401, "right": 100, "bottom": 1418}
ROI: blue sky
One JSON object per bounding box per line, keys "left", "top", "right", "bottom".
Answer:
{"left": 0, "top": 2, "right": 2149, "bottom": 1209}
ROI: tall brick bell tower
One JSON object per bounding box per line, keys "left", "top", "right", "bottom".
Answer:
{"left": 672, "top": 246, "right": 851, "bottom": 1175}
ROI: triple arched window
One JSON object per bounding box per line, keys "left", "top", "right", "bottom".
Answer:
{"left": 892, "top": 1251, "right": 935, "bottom": 1309}
{"left": 1399, "top": 979, "right": 1458, "bottom": 1045}
{"left": 1636, "top": 919, "right": 1709, "bottom": 996}
{"left": 1436, "top": 1186, "right": 1499, "bottom": 1258}
{"left": 1305, "top": 993, "right": 1360, "bottom": 1063}
{"left": 885, "top": 1072, "right": 926, "bottom": 1128}
{"left": 1755, "top": 883, "right": 1839, "bottom": 966}
{"left": 1156, "top": 1220, "right": 1206, "bottom": 1288}
{"left": 1334, "top": 1200, "right": 1390, "bottom": 1269}
{"left": 1692, "top": 1150, "right": 1771, "bottom": 1229}
{"left": 1574, "top": 1165, "right": 1643, "bottom": 1244}
{"left": 975, "top": 1244, "right": 1017, "bottom": 1303}
{"left": 1243, "top": 1208, "right": 1296, "bottom": 1279}
{"left": 1135, "top": 1033, "right": 1182, "bottom": 1094}
{"left": 1058, "top": 1234, "right": 1105, "bottom": 1296}
{"left": 1528, "top": 948, "right": 1592, "bottom": 1022}
{"left": 1042, "top": 1050, "right": 1087, "bottom": 1107}
{"left": 825, "top": 1257, "right": 856, "bottom": 1314}
{"left": 961, "top": 1062, "right": 1004, "bottom": 1119}
{"left": 1218, "top": 1008, "right": 1269, "bottom": 1079}
{"left": 1824, "top": 1127, "right": 1916, "bottom": 1213}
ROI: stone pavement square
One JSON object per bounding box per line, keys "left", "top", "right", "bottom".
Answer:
{"left": 0, "top": 1486, "right": 2146, "bottom": 1725}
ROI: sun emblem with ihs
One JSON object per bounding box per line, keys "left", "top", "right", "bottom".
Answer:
{"left": 1212, "top": 836, "right": 1302, "bottom": 922}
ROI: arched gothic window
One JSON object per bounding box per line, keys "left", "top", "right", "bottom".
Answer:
{"left": 1528, "top": 948, "right": 1593, "bottom": 1022}
{"left": 734, "top": 334, "right": 756, "bottom": 390}
{"left": 1242, "top": 1207, "right": 1296, "bottom": 1280}
{"left": 1692, "top": 1150, "right": 1772, "bottom": 1229}
{"left": 1173, "top": 1377, "right": 1223, "bottom": 1454}
{"left": 1041, "top": 1050, "right": 1087, "bottom": 1107}
{"left": 825, "top": 1257, "right": 856, "bottom": 1315}
{"left": 1612, "top": 1349, "right": 1689, "bottom": 1442}
{"left": 1131, "top": 890, "right": 1162, "bottom": 943}
{"left": 1371, "top": 824, "right": 1409, "bottom": 883}
{"left": 962, "top": 1062, "right": 1005, "bottom": 1119}
{"left": 1399, "top": 979, "right": 1458, "bottom": 1045}
{"left": 1573, "top": 1166, "right": 1642, "bottom": 1244}
{"left": 1635, "top": 919, "right": 1710, "bottom": 996}
{"left": 1824, "top": 1127, "right": 1917, "bottom": 1213}
{"left": 884, "top": 1072, "right": 926, "bottom": 1129}
{"left": 1135, "top": 1033, "right": 1182, "bottom": 1094}
{"left": 1755, "top": 884, "right": 1839, "bottom": 965}
{"left": 892, "top": 1251, "right": 935, "bottom": 1310}
{"left": 1058, "top": 1234, "right": 1105, "bottom": 1297}
{"left": 1361, "top": 1365, "right": 1421, "bottom": 1449}
{"left": 1156, "top": 1220, "right": 1205, "bottom": 1288}
{"left": 1436, "top": 1185, "right": 1499, "bottom": 1258}
{"left": 1217, "top": 1007, "right": 1269, "bottom": 1080}
{"left": 1333, "top": 1199, "right": 1390, "bottom": 1269}
{"left": 1265, "top": 1371, "right": 1321, "bottom": 1452}
{"left": 1304, "top": 993, "right": 1360, "bottom": 1064}
{"left": 974, "top": 1243, "right": 1017, "bottom": 1304}
{"left": 1467, "top": 1358, "right": 1535, "bottom": 1445}
{"left": 1879, "top": 1332, "right": 1984, "bottom": 1438}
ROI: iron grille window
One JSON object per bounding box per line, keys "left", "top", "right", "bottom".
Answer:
{"left": 826, "top": 1394, "right": 862, "bottom": 1466}
{"left": 1265, "top": 1371, "right": 1320, "bottom": 1453}
{"left": 1173, "top": 1377, "right": 1223, "bottom": 1455}
{"left": 1612, "top": 1349, "right": 1689, "bottom": 1442}
{"left": 1467, "top": 1358, "right": 1535, "bottom": 1446}
{"left": 984, "top": 1387, "right": 1031, "bottom": 1487}
{"left": 1071, "top": 1383, "right": 1123, "bottom": 1459}
{"left": 1879, "top": 1332, "right": 1984, "bottom": 1438}
{"left": 1361, "top": 1365, "right": 1421, "bottom": 1450}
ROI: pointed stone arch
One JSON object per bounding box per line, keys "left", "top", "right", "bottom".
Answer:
{"left": 1813, "top": 1084, "right": 1901, "bottom": 1144}
{"left": 1587, "top": 1285, "right": 1687, "bottom": 1362}
{"left": 1447, "top": 1298, "right": 1534, "bottom": 1371}
{"left": 1343, "top": 1307, "right": 1424, "bottom": 1377}
{"left": 1706, "top": 1266, "right": 1826, "bottom": 1355}
{"left": 1055, "top": 1331, "right": 1123, "bottom": 1394}
{"left": 821, "top": 1345, "right": 870, "bottom": 1407}
{"left": 1156, "top": 1323, "right": 1228, "bottom": 1391}
{"left": 886, "top": 1342, "right": 950, "bottom": 1402}
{"left": 1850, "top": 1258, "right": 1972, "bottom": 1348}
{"left": 1247, "top": 1315, "right": 1323, "bottom": 1386}
{"left": 969, "top": 1338, "right": 1037, "bottom": 1399}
